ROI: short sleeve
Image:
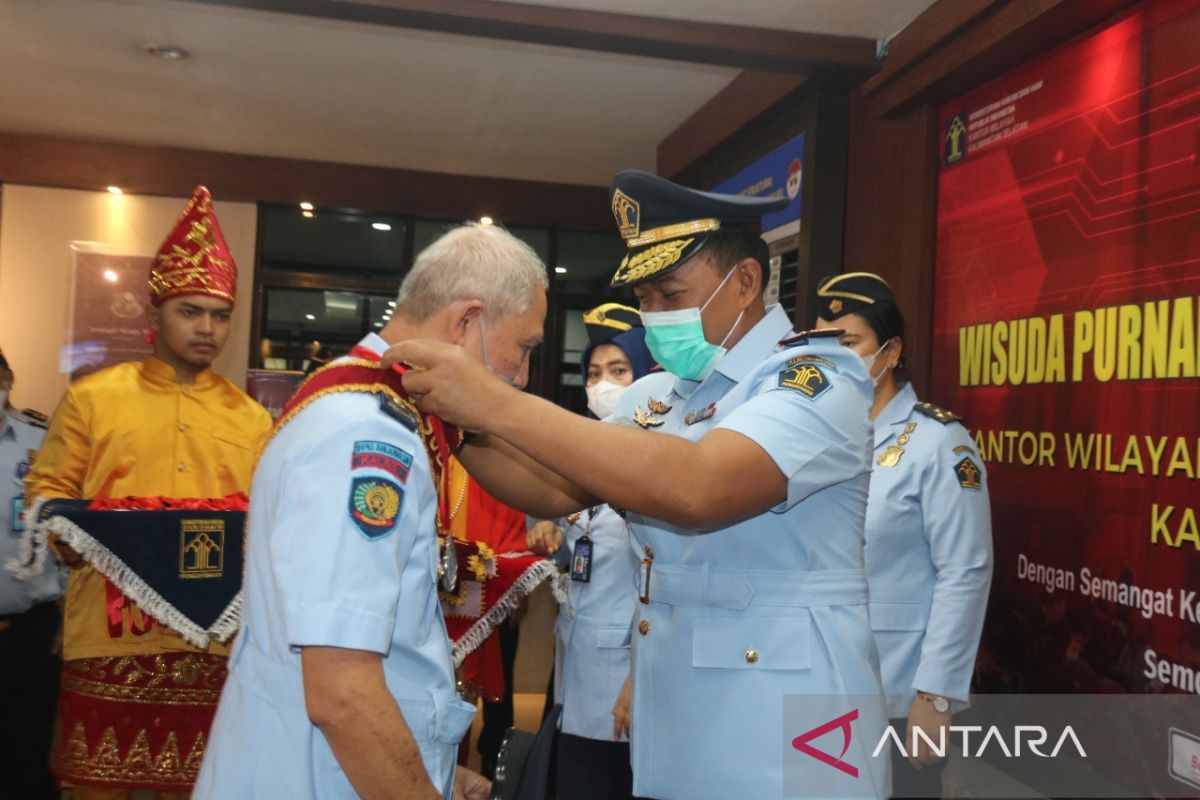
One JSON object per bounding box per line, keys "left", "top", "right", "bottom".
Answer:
{"left": 717, "top": 366, "right": 871, "bottom": 509}
{"left": 272, "top": 415, "right": 429, "bottom": 655}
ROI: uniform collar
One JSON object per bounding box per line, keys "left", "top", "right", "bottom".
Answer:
{"left": 0, "top": 413, "right": 13, "bottom": 441}
{"left": 140, "top": 355, "right": 218, "bottom": 389}
{"left": 355, "top": 333, "right": 388, "bottom": 358}
{"left": 873, "top": 382, "right": 918, "bottom": 448}
{"left": 672, "top": 303, "right": 793, "bottom": 398}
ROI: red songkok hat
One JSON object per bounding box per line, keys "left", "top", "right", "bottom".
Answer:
{"left": 148, "top": 186, "right": 238, "bottom": 306}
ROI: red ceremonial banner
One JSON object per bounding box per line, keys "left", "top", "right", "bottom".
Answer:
{"left": 933, "top": 0, "right": 1200, "bottom": 693}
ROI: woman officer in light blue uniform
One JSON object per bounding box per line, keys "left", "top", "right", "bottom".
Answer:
{"left": 816, "top": 273, "right": 993, "bottom": 798}
{"left": 528, "top": 302, "right": 657, "bottom": 800}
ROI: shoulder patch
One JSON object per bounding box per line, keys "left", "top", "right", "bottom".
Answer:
{"left": 777, "top": 362, "right": 831, "bottom": 399}
{"left": 784, "top": 354, "right": 837, "bottom": 370}
{"left": 349, "top": 476, "right": 404, "bottom": 539}
{"left": 779, "top": 328, "right": 844, "bottom": 348}
{"left": 380, "top": 394, "right": 418, "bottom": 431}
{"left": 17, "top": 408, "right": 49, "bottom": 428}
{"left": 352, "top": 440, "right": 413, "bottom": 483}
{"left": 954, "top": 457, "right": 983, "bottom": 491}
{"left": 914, "top": 401, "right": 962, "bottom": 425}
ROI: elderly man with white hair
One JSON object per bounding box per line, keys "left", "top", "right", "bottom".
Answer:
{"left": 195, "top": 223, "right": 548, "bottom": 800}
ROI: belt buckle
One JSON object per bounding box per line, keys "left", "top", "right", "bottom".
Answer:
{"left": 639, "top": 547, "right": 654, "bottom": 604}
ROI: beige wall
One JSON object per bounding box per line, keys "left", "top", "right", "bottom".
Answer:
{"left": 0, "top": 184, "right": 257, "bottom": 414}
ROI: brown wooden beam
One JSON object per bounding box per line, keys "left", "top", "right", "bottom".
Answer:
{"left": 657, "top": 71, "right": 809, "bottom": 181}
{"left": 863, "top": 0, "right": 1004, "bottom": 97}
{"left": 864, "top": 0, "right": 1141, "bottom": 118}
{"left": 194, "top": 0, "right": 880, "bottom": 77}
{"left": 0, "top": 132, "right": 610, "bottom": 230}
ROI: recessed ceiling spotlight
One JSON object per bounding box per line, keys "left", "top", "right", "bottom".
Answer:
{"left": 387, "top": 301, "right": 396, "bottom": 308}
{"left": 555, "top": 267, "right": 568, "bottom": 274}
{"left": 142, "top": 43, "right": 190, "bottom": 61}
{"left": 103, "top": 269, "right": 119, "bottom": 283}
{"left": 106, "top": 185, "right": 123, "bottom": 194}
{"left": 371, "top": 222, "right": 392, "bottom": 231}
{"left": 479, "top": 216, "right": 494, "bottom": 226}
{"left": 302, "top": 210, "right": 314, "bottom": 219}
{"left": 305, "top": 314, "right": 315, "bottom": 321}
{"left": 299, "top": 202, "right": 314, "bottom": 211}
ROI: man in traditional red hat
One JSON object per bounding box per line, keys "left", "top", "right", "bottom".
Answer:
{"left": 25, "top": 186, "right": 273, "bottom": 799}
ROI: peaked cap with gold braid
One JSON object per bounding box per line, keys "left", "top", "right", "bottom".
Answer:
{"left": 814, "top": 272, "right": 895, "bottom": 320}
{"left": 608, "top": 170, "right": 787, "bottom": 287}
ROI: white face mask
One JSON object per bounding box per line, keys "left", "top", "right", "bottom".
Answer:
{"left": 860, "top": 338, "right": 893, "bottom": 387}
{"left": 585, "top": 379, "right": 625, "bottom": 419}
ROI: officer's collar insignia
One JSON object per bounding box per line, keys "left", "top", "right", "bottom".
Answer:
{"left": 904, "top": 422, "right": 917, "bottom": 434}
{"left": 612, "top": 188, "right": 640, "bottom": 239}
{"left": 632, "top": 406, "right": 664, "bottom": 428}
{"left": 776, "top": 363, "right": 831, "bottom": 400}
{"left": 877, "top": 446, "right": 904, "bottom": 467}
{"left": 684, "top": 403, "right": 716, "bottom": 426}
{"left": 955, "top": 457, "right": 983, "bottom": 490}
{"left": 647, "top": 396, "right": 671, "bottom": 415}
{"left": 897, "top": 433, "right": 910, "bottom": 446}
{"left": 349, "top": 476, "right": 404, "bottom": 539}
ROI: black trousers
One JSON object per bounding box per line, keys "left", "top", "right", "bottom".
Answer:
{"left": 888, "top": 717, "right": 947, "bottom": 799}
{"left": 477, "top": 618, "right": 520, "bottom": 779}
{"left": 0, "top": 601, "right": 62, "bottom": 800}
{"left": 555, "top": 732, "right": 633, "bottom": 800}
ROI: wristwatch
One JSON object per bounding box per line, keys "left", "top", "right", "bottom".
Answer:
{"left": 918, "top": 692, "right": 950, "bottom": 713}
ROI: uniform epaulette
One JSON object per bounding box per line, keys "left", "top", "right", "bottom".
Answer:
{"left": 17, "top": 408, "right": 49, "bottom": 428}
{"left": 913, "top": 401, "right": 962, "bottom": 425}
{"left": 779, "top": 328, "right": 844, "bottom": 348}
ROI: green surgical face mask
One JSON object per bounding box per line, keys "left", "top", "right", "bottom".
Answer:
{"left": 641, "top": 267, "right": 744, "bottom": 382}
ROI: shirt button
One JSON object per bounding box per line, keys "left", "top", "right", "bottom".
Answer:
{"left": 177, "top": 423, "right": 188, "bottom": 432}
{"left": 744, "top": 649, "right": 759, "bottom": 664}
{"left": 181, "top": 386, "right": 190, "bottom": 396}
{"left": 638, "top": 619, "right": 650, "bottom": 636}
{"left": 176, "top": 463, "right": 186, "bottom": 472}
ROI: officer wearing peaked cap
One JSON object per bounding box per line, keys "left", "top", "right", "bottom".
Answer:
{"left": 383, "top": 170, "right": 890, "bottom": 799}
{"left": 816, "top": 271, "right": 992, "bottom": 799}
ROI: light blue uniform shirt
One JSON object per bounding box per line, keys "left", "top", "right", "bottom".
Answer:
{"left": 552, "top": 505, "right": 638, "bottom": 741}
{"left": 196, "top": 335, "right": 475, "bottom": 800}
{"left": 864, "top": 383, "right": 993, "bottom": 718}
{"left": 609, "top": 305, "right": 889, "bottom": 800}
{"left": 1, "top": 410, "right": 64, "bottom": 614}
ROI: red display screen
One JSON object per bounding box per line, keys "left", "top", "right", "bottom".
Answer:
{"left": 934, "top": 0, "right": 1200, "bottom": 693}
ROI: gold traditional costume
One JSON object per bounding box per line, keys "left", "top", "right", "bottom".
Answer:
{"left": 25, "top": 187, "right": 272, "bottom": 795}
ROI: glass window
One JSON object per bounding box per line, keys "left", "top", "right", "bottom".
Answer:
{"left": 259, "top": 206, "right": 407, "bottom": 273}
{"left": 554, "top": 231, "right": 627, "bottom": 299}
{"left": 259, "top": 287, "right": 394, "bottom": 371}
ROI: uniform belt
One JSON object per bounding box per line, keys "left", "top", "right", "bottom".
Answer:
{"left": 640, "top": 564, "right": 867, "bottom": 609}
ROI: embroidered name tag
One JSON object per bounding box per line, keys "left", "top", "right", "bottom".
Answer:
{"left": 351, "top": 440, "right": 413, "bottom": 483}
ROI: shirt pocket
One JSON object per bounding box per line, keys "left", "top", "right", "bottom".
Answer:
{"left": 868, "top": 601, "right": 929, "bottom": 632}
{"left": 692, "top": 613, "right": 811, "bottom": 670}
{"left": 595, "top": 624, "right": 630, "bottom": 650}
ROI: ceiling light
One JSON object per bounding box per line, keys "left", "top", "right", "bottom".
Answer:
{"left": 103, "top": 269, "right": 119, "bottom": 283}
{"left": 555, "top": 267, "right": 568, "bottom": 274}
{"left": 371, "top": 222, "right": 392, "bottom": 231}
{"left": 479, "top": 216, "right": 494, "bottom": 226}
{"left": 142, "top": 44, "right": 190, "bottom": 61}
{"left": 299, "top": 202, "right": 314, "bottom": 211}
{"left": 106, "top": 186, "right": 123, "bottom": 195}
{"left": 302, "top": 210, "right": 314, "bottom": 219}
{"left": 374, "top": 322, "right": 383, "bottom": 328}
{"left": 387, "top": 301, "right": 396, "bottom": 308}
{"left": 305, "top": 314, "right": 315, "bottom": 321}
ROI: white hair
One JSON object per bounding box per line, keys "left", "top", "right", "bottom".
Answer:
{"left": 395, "top": 223, "right": 548, "bottom": 321}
